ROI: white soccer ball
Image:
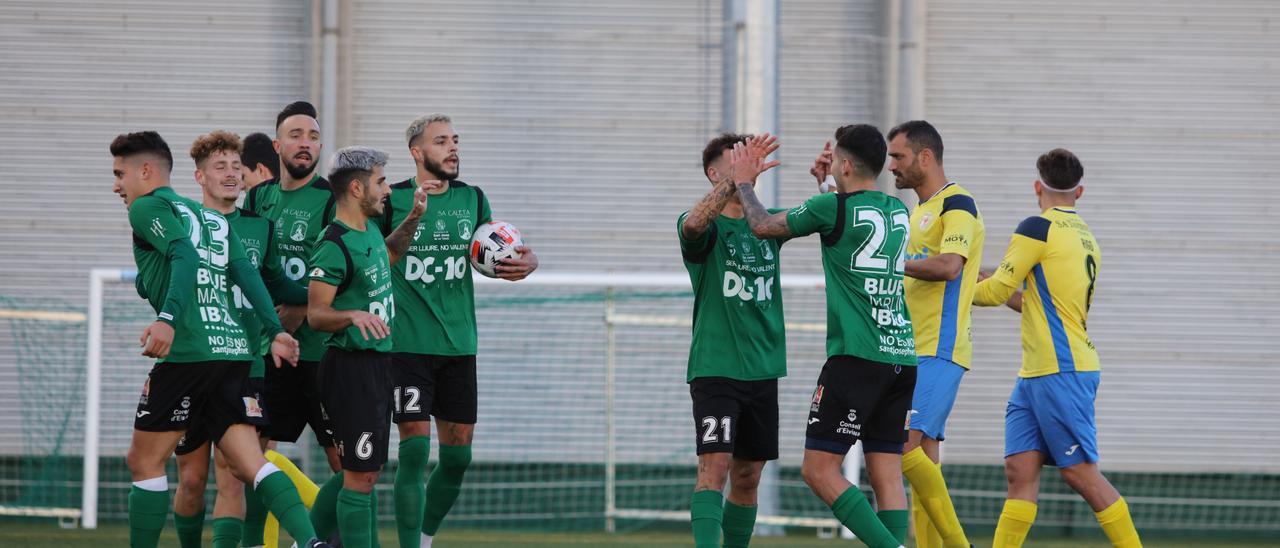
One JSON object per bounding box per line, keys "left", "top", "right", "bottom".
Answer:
{"left": 470, "top": 220, "right": 524, "bottom": 278}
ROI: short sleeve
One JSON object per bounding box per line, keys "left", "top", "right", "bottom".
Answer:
{"left": 785, "top": 192, "right": 836, "bottom": 237}
{"left": 677, "top": 211, "right": 717, "bottom": 263}
{"left": 938, "top": 194, "right": 979, "bottom": 259}
{"left": 128, "top": 196, "right": 187, "bottom": 253}
{"left": 477, "top": 188, "right": 493, "bottom": 224}
{"left": 308, "top": 239, "right": 347, "bottom": 286}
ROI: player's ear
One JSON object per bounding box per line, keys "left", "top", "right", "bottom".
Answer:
{"left": 272, "top": 138, "right": 282, "bottom": 154}
{"left": 1075, "top": 185, "right": 1084, "bottom": 200}
{"left": 1033, "top": 179, "right": 1044, "bottom": 197}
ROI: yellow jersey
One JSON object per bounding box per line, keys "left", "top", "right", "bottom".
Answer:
{"left": 904, "top": 183, "right": 985, "bottom": 368}
{"left": 974, "top": 207, "right": 1101, "bottom": 378}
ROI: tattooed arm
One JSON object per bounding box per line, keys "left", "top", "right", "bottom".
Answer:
{"left": 726, "top": 138, "right": 791, "bottom": 239}
{"left": 385, "top": 187, "right": 427, "bottom": 264}
{"left": 680, "top": 177, "right": 736, "bottom": 241}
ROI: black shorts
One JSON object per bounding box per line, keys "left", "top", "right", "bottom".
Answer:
{"left": 318, "top": 347, "right": 394, "bottom": 472}
{"left": 176, "top": 374, "right": 268, "bottom": 456}
{"left": 689, "top": 377, "right": 779, "bottom": 461}
{"left": 264, "top": 358, "right": 334, "bottom": 446}
{"left": 805, "top": 356, "right": 917, "bottom": 455}
{"left": 134, "top": 361, "right": 266, "bottom": 448}
{"left": 390, "top": 353, "right": 478, "bottom": 425}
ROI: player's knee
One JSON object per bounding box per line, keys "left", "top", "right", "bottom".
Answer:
{"left": 439, "top": 445, "right": 472, "bottom": 472}
{"left": 126, "top": 446, "right": 164, "bottom": 477}
{"left": 1003, "top": 457, "right": 1036, "bottom": 486}
{"left": 1058, "top": 463, "right": 1097, "bottom": 493}
{"left": 730, "top": 463, "right": 763, "bottom": 492}
{"left": 801, "top": 459, "right": 834, "bottom": 491}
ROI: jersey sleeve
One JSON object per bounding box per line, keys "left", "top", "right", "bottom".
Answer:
{"left": 127, "top": 195, "right": 187, "bottom": 253}
{"left": 785, "top": 192, "right": 836, "bottom": 237}
{"left": 939, "top": 194, "right": 979, "bottom": 259}
{"left": 477, "top": 187, "right": 493, "bottom": 224}
{"left": 677, "top": 211, "right": 717, "bottom": 263}
{"left": 974, "top": 216, "right": 1048, "bottom": 306}
{"left": 308, "top": 239, "right": 347, "bottom": 287}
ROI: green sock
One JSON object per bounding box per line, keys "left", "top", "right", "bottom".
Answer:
{"left": 394, "top": 436, "right": 430, "bottom": 547}
{"left": 255, "top": 469, "right": 318, "bottom": 545}
{"left": 129, "top": 486, "right": 169, "bottom": 548}
{"left": 242, "top": 484, "right": 267, "bottom": 546}
{"left": 721, "top": 500, "right": 757, "bottom": 548}
{"left": 689, "top": 490, "right": 724, "bottom": 548}
{"left": 830, "top": 486, "right": 899, "bottom": 548}
{"left": 877, "top": 509, "right": 909, "bottom": 545}
{"left": 369, "top": 487, "right": 381, "bottom": 548}
{"left": 311, "top": 472, "right": 345, "bottom": 540}
{"left": 211, "top": 516, "right": 243, "bottom": 548}
{"left": 174, "top": 507, "right": 206, "bottom": 548}
{"left": 338, "top": 488, "right": 373, "bottom": 548}
{"left": 421, "top": 444, "right": 471, "bottom": 536}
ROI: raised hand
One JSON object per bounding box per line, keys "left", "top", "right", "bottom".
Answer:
{"left": 745, "top": 133, "right": 780, "bottom": 163}
{"left": 810, "top": 140, "right": 833, "bottom": 184}
{"left": 269, "top": 332, "right": 301, "bottom": 368}
{"left": 408, "top": 187, "right": 428, "bottom": 220}
{"left": 728, "top": 139, "right": 782, "bottom": 185}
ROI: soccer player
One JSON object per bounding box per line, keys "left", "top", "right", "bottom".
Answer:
{"left": 244, "top": 101, "right": 348, "bottom": 535}
{"left": 973, "top": 149, "right": 1141, "bottom": 548}
{"left": 111, "top": 130, "right": 329, "bottom": 548}
{"left": 735, "top": 124, "right": 915, "bottom": 548}
{"left": 307, "top": 146, "right": 424, "bottom": 548}
{"left": 679, "top": 133, "right": 783, "bottom": 548}
{"left": 170, "top": 130, "right": 309, "bottom": 548}
{"left": 377, "top": 114, "right": 538, "bottom": 548}
{"left": 241, "top": 132, "right": 280, "bottom": 189}
{"left": 888, "top": 121, "right": 978, "bottom": 548}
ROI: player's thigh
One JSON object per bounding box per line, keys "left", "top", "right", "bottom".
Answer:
{"left": 127, "top": 429, "right": 186, "bottom": 477}
{"left": 695, "top": 452, "right": 732, "bottom": 491}
{"left": 263, "top": 359, "right": 312, "bottom": 443}
{"left": 800, "top": 448, "right": 850, "bottom": 505}
{"left": 1004, "top": 378, "right": 1050, "bottom": 462}
{"left": 908, "top": 356, "right": 965, "bottom": 442}
{"left": 862, "top": 361, "right": 916, "bottom": 456}
{"left": 690, "top": 377, "right": 748, "bottom": 457}
{"left": 391, "top": 352, "right": 434, "bottom": 429}
{"left": 731, "top": 379, "right": 779, "bottom": 462}
{"left": 429, "top": 354, "right": 478, "bottom": 426}
{"left": 320, "top": 348, "right": 394, "bottom": 472}
{"left": 1030, "top": 372, "right": 1100, "bottom": 468}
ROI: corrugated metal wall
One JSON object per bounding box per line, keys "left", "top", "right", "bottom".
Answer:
{"left": 0, "top": 1, "right": 311, "bottom": 451}
{"left": 927, "top": 0, "right": 1280, "bottom": 472}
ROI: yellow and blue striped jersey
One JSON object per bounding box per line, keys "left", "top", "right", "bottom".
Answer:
{"left": 974, "top": 207, "right": 1100, "bottom": 378}
{"left": 904, "top": 183, "right": 985, "bottom": 368}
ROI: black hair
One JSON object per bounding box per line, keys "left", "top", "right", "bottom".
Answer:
{"left": 241, "top": 132, "right": 279, "bottom": 178}
{"left": 276, "top": 100, "right": 318, "bottom": 129}
{"left": 328, "top": 168, "right": 369, "bottom": 199}
{"left": 887, "top": 120, "right": 944, "bottom": 163}
{"left": 109, "top": 131, "right": 173, "bottom": 172}
{"left": 1037, "top": 148, "right": 1084, "bottom": 190}
{"left": 833, "top": 124, "right": 887, "bottom": 179}
{"left": 701, "top": 133, "right": 750, "bottom": 174}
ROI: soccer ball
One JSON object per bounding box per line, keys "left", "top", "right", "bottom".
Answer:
{"left": 470, "top": 221, "right": 524, "bottom": 278}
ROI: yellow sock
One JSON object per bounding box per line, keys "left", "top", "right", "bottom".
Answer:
{"left": 993, "top": 499, "right": 1037, "bottom": 548}
{"left": 902, "top": 447, "right": 969, "bottom": 547}
{"left": 911, "top": 488, "right": 942, "bottom": 548}
{"left": 1095, "top": 497, "right": 1142, "bottom": 548}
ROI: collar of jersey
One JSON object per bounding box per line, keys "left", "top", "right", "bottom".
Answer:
{"left": 920, "top": 181, "right": 956, "bottom": 204}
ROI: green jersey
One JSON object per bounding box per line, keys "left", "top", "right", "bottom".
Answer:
{"left": 377, "top": 179, "right": 491, "bottom": 356}
{"left": 245, "top": 175, "right": 336, "bottom": 361}
{"left": 129, "top": 187, "right": 252, "bottom": 363}
{"left": 226, "top": 208, "right": 286, "bottom": 377}
{"left": 309, "top": 219, "right": 395, "bottom": 352}
{"left": 678, "top": 211, "right": 788, "bottom": 382}
{"left": 786, "top": 191, "right": 916, "bottom": 365}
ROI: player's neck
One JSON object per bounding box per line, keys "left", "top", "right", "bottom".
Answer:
{"left": 202, "top": 196, "right": 237, "bottom": 215}
{"left": 415, "top": 167, "right": 450, "bottom": 196}
{"left": 129, "top": 180, "right": 170, "bottom": 206}
{"left": 334, "top": 202, "right": 370, "bottom": 231}
{"left": 913, "top": 173, "right": 949, "bottom": 202}
{"left": 721, "top": 200, "right": 744, "bottom": 219}
{"left": 280, "top": 170, "right": 315, "bottom": 191}
{"left": 1039, "top": 192, "right": 1077, "bottom": 211}
{"left": 837, "top": 177, "right": 877, "bottom": 193}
